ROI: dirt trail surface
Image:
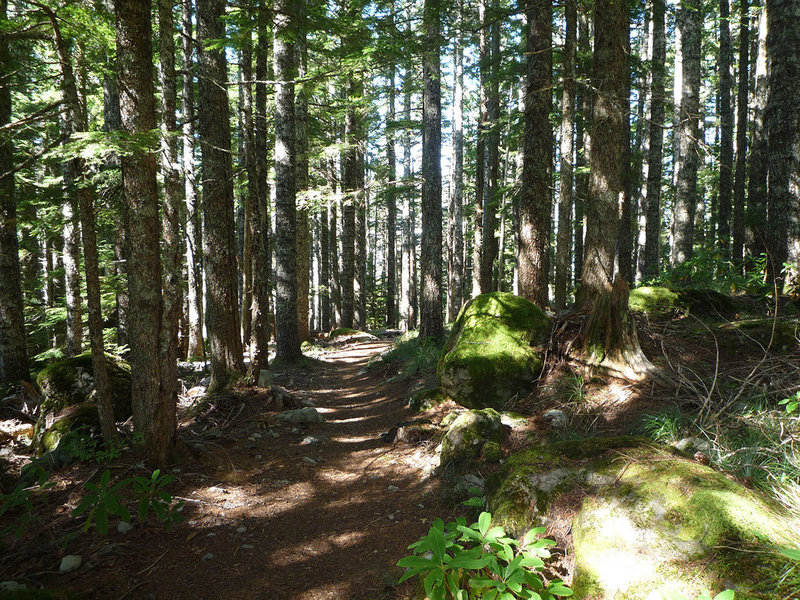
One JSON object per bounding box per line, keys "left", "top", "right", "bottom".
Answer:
{"left": 23, "top": 341, "right": 449, "bottom": 600}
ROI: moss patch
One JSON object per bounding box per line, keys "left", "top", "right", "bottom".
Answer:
{"left": 409, "top": 387, "right": 445, "bottom": 411}
{"left": 437, "top": 292, "right": 551, "bottom": 410}
{"left": 329, "top": 327, "right": 364, "bottom": 339}
{"left": 36, "top": 353, "right": 131, "bottom": 420}
{"left": 487, "top": 437, "right": 800, "bottom": 599}
{"left": 629, "top": 286, "right": 681, "bottom": 316}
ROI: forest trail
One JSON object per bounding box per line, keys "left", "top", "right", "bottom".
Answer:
{"left": 41, "top": 340, "right": 447, "bottom": 600}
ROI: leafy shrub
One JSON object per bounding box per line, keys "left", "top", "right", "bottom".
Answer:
{"left": 130, "top": 469, "right": 183, "bottom": 529}
{"left": 397, "top": 511, "right": 572, "bottom": 600}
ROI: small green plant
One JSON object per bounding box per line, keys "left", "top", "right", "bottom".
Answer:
{"left": 663, "top": 590, "right": 734, "bottom": 600}
{"left": 779, "top": 391, "right": 800, "bottom": 415}
{"left": 130, "top": 469, "right": 183, "bottom": 529}
{"left": 563, "top": 373, "right": 585, "bottom": 404}
{"left": 71, "top": 469, "right": 131, "bottom": 534}
{"left": 397, "top": 511, "right": 572, "bottom": 600}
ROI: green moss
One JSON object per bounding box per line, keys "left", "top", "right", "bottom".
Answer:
{"left": 37, "top": 403, "right": 100, "bottom": 453}
{"left": 727, "top": 319, "right": 799, "bottom": 353}
{"left": 487, "top": 437, "right": 800, "bottom": 599}
{"left": 36, "top": 353, "right": 131, "bottom": 420}
{"left": 409, "top": 387, "right": 445, "bottom": 411}
{"left": 629, "top": 286, "right": 681, "bottom": 315}
{"left": 481, "top": 441, "right": 503, "bottom": 462}
{"left": 439, "top": 408, "right": 507, "bottom": 467}
{"left": 438, "top": 292, "right": 551, "bottom": 410}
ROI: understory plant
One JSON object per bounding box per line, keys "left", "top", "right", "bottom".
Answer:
{"left": 398, "top": 511, "right": 572, "bottom": 600}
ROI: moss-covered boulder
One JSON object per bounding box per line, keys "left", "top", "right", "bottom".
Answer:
{"left": 630, "top": 286, "right": 742, "bottom": 319}
{"left": 629, "top": 286, "right": 681, "bottom": 316}
{"left": 487, "top": 437, "right": 800, "bottom": 599}
{"left": 408, "top": 387, "right": 445, "bottom": 411}
{"left": 725, "top": 318, "right": 799, "bottom": 354}
{"left": 34, "top": 354, "right": 131, "bottom": 454}
{"left": 36, "top": 353, "right": 132, "bottom": 419}
{"left": 438, "top": 408, "right": 507, "bottom": 467}
{"left": 438, "top": 292, "right": 551, "bottom": 410}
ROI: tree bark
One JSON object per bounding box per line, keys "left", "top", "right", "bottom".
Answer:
{"left": 419, "top": 0, "right": 443, "bottom": 342}
{"left": 295, "top": 26, "right": 310, "bottom": 341}
{"left": 764, "top": 0, "right": 800, "bottom": 288}
{"left": 0, "top": 0, "right": 30, "bottom": 389}
{"left": 158, "top": 0, "right": 180, "bottom": 448}
{"left": 386, "top": 61, "right": 398, "bottom": 327}
{"left": 400, "top": 63, "right": 413, "bottom": 331}
{"left": 731, "top": 0, "right": 749, "bottom": 268}
{"left": 448, "top": 3, "right": 464, "bottom": 322}
{"left": 717, "top": 0, "right": 734, "bottom": 259}
{"left": 250, "top": 0, "right": 271, "bottom": 376}
{"left": 197, "top": 0, "right": 245, "bottom": 384}
{"left": 518, "top": 0, "right": 552, "bottom": 308}
{"left": 642, "top": 0, "right": 666, "bottom": 280}
{"left": 670, "top": 0, "right": 702, "bottom": 266}
{"left": 480, "top": 0, "right": 500, "bottom": 294}
{"left": 182, "top": 0, "right": 203, "bottom": 360}
{"left": 555, "top": 0, "right": 576, "bottom": 310}
{"left": 746, "top": 5, "right": 768, "bottom": 263}
{"left": 578, "top": 0, "right": 626, "bottom": 307}
{"left": 273, "top": 0, "right": 301, "bottom": 360}
{"left": 117, "top": 0, "right": 174, "bottom": 462}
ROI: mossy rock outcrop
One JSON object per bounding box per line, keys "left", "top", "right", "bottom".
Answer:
{"left": 487, "top": 437, "right": 800, "bottom": 599}
{"left": 724, "top": 318, "right": 799, "bottom": 354}
{"left": 437, "top": 292, "right": 551, "bottom": 410}
{"left": 630, "top": 286, "right": 741, "bottom": 319}
{"left": 34, "top": 354, "right": 131, "bottom": 454}
{"left": 438, "top": 408, "right": 508, "bottom": 468}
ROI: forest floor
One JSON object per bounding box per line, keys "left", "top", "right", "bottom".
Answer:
{"left": 2, "top": 339, "right": 463, "bottom": 600}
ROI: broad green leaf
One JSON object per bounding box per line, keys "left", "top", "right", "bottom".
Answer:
{"left": 448, "top": 554, "right": 492, "bottom": 569}
{"left": 781, "top": 547, "right": 800, "bottom": 561}
{"left": 522, "top": 527, "right": 546, "bottom": 547}
{"left": 429, "top": 525, "right": 446, "bottom": 563}
{"left": 713, "top": 591, "right": 735, "bottom": 600}
{"left": 96, "top": 506, "right": 109, "bottom": 535}
{"left": 505, "top": 554, "right": 524, "bottom": 578}
{"left": 398, "top": 555, "right": 435, "bottom": 569}
{"left": 479, "top": 512, "right": 491, "bottom": 536}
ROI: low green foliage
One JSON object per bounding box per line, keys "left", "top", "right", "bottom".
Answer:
{"left": 130, "top": 470, "right": 183, "bottom": 529}
{"left": 0, "top": 467, "right": 53, "bottom": 537}
{"left": 376, "top": 332, "right": 443, "bottom": 381}
{"left": 780, "top": 391, "right": 800, "bottom": 414}
{"left": 71, "top": 469, "right": 132, "bottom": 535}
{"left": 71, "top": 468, "right": 182, "bottom": 534}
{"left": 397, "top": 511, "right": 572, "bottom": 600}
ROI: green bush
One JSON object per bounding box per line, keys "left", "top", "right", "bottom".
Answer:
{"left": 397, "top": 511, "right": 572, "bottom": 600}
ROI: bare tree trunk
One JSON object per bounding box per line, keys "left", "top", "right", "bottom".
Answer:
{"left": 249, "top": 0, "right": 271, "bottom": 376}
{"left": 400, "top": 66, "right": 413, "bottom": 331}
{"left": 273, "top": 0, "right": 301, "bottom": 360}
{"left": 518, "top": 0, "right": 552, "bottom": 307}
{"left": 386, "top": 62, "right": 398, "bottom": 327}
{"left": 480, "top": 0, "right": 500, "bottom": 293}
{"left": 295, "top": 26, "right": 310, "bottom": 341}
{"left": 158, "top": 0, "right": 181, "bottom": 448}
{"left": 617, "top": 28, "right": 633, "bottom": 283}
{"left": 670, "top": 0, "right": 702, "bottom": 266}
{"left": 555, "top": 0, "right": 576, "bottom": 310}
{"left": 717, "top": 0, "right": 734, "bottom": 258}
{"left": 574, "top": 7, "right": 591, "bottom": 288}
{"left": 182, "top": 0, "right": 203, "bottom": 360}
{"left": 420, "top": 0, "right": 443, "bottom": 341}
{"left": 731, "top": 0, "right": 749, "bottom": 268}
{"left": 198, "top": 0, "right": 245, "bottom": 384}
{"left": 0, "top": 0, "right": 29, "bottom": 388}
{"left": 746, "top": 5, "right": 768, "bottom": 263}
{"left": 764, "top": 0, "right": 800, "bottom": 288}
{"left": 117, "top": 0, "right": 175, "bottom": 462}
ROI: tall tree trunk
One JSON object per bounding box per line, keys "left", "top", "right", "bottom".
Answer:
{"left": 197, "top": 0, "right": 245, "bottom": 384}
{"left": 117, "top": 0, "right": 175, "bottom": 462}
{"left": 480, "top": 0, "right": 500, "bottom": 293}
{"left": 62, "top": 201, "right": 82, "bottom": 356}
{"left": 400, "top": 66, "right": 413, "bottom": 330}
{"left": 518, "top": 0, "right": 552, "bottom": 307}
{"left": 746, "top": 5, "right": 768, "bottom": 263}
{"left": 643, "top": 0, "right": 666, "bottom": 279}
{"left": 764, "top": 0, "right": 800, "bottom": 288}
{"left": 386, "top": 64, "right": 398, "bottom": 327}
{"left": 273, "top": 0, "right": 301, "bottom": 360}
{"left": 731, "top": 0, "right": 749, "bottom": 267}
{"left": 578, "top": 0, "right": 626, "bottom": 307}
{"left": 320, "top": 197, "right": 330, "bottom": 331}
{"left": 250, "top": 0, "right": 271, "bottom": 376}
{"left": 670, "top": 0, "right": 702, "bottom": 266}
{"left": 182, "top": 0, "right": 203, "bottom": 360}
{"left": 0, "top": 0, "right": 30, "bottom": 388}
{"left": 419, "top": 0, "right": 443, "bottom": 341}
{"left": 295, "top": 26, "right": 310, "bottom": 341}
{"left": 448, "top": 5, "right": 464, "bottom": 321}
{"left": 574, "top": 7, "right": 591, "bottom": 287}
{"left": 241, "top": 34, "right": 256, "bottom": 350}
{"left": 717, "top": 0, "right": 734, "bottom": 258}
{"left": 617, "top": 27, "right": 633, "bottom": 283}
{"left": 472, "top": 1, "right": 488, "bottom": 297}
{"left": 158, "top": 0, "right": 180, "bottom": 447}
{"left": 555, "top": 0, "right": 576, "bottom": 310}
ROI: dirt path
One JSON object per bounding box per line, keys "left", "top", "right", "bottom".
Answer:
{"left": 39, "top": 340, "right": 448, "bottom": 600}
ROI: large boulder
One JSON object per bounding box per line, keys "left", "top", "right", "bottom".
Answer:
{"left": 34, "top": 354, "right": 131, "bottom": 453}
{"left": 438, "top": 408, "right": 507, "bottom": 467}
{"left": 438, "top": 292, "right": 551, "bottom": 410}
{"left": 487, "top": 437, "right": 799, "bottom": 599}
{"left": 629, "top": 286, "right": 740, "bottom": 319}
